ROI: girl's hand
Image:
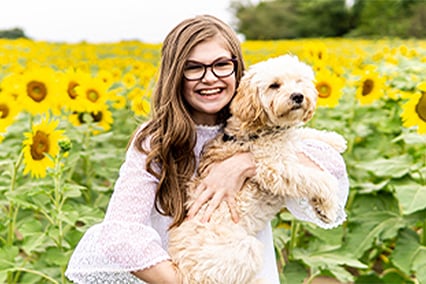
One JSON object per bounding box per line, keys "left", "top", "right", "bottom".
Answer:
{"left": 187, "top": 152, "right": 256, "bottom": 223}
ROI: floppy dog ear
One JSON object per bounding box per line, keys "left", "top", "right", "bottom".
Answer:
{"left": 231, "top": 72, "right": 266, "bottom": 127}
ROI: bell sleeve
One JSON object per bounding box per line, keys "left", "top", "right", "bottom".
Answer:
{"left": 285, "top": 138, "right": 350, "bottom": 229}
{"left": 65, "top": 138, "right": 170, "bottom": 283}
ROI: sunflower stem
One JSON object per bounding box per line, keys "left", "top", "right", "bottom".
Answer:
{"left": 7, "top": 150, "right": 24, "bottom": 284}
{"left": 288, "top": 219, "right": 300, "bottom": 260}
{"left": 82, "top": 128, "right": 93, "bottom": 203}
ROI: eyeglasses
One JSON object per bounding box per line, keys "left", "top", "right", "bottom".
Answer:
{"left": 183, "top": 58, "right": 237, "bottom": 81}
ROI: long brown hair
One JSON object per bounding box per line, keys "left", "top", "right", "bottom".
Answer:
{"left": 132, "top": 15, "right": 245, "bottom": 228}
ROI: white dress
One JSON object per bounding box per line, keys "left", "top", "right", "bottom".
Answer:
{"left": 65, "top": 124, "right": 349, "bottom": 283}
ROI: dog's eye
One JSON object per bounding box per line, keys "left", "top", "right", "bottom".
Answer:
{"left": 269, "top": 82, "right": 281, "bottom": 89}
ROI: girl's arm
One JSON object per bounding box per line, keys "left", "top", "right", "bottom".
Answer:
{"left": 133, "top": 260, "right": 182, "bottom": 284}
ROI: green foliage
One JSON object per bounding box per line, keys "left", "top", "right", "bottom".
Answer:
{"left": 232, "top": 0, "right": 350, "bottom": 39}
{"left": 232, "top": 0, "right": 426, "bottom": 39}
{"left": 0, "top": 28, "right": 27, "bottom": 39}
{"left": 0, "top": 111, "right": 138, "bottom": 283}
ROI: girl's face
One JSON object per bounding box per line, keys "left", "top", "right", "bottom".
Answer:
{"left": 183, "top": 36, "right": 237, "bottom": 126}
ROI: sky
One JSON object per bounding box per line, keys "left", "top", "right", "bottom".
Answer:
{"left": 1, "top": 0, "right": 242, "bottom": 44}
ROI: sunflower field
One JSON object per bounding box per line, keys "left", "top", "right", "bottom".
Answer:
{"left": 0, "top": 37, "right": 425, "bottom": 284}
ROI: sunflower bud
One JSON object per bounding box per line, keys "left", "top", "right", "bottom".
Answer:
{"left": 59, "top": 138, "right": 72, "bottom": 153}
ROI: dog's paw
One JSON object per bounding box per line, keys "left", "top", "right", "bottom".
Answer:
{"left": 309, "top": 195, "right": 338, "bottom": 224}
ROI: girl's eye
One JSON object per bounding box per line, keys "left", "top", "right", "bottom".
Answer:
{"left": 185, "top": 64, "right": 203, "bottom": 71}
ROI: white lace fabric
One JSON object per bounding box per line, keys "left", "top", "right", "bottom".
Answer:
{"left": 65, "top": 126, "right": 349, "bottom": 283}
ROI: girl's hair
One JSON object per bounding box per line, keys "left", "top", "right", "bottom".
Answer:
{"left": 132, "top": 14, "right": 245, "bottom": 228}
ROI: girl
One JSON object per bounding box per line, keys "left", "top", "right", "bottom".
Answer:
{"left": 66, "top": 14, "right": 348, "bottom": 283}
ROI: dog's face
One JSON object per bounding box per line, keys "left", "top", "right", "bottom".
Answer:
{"left": 231, "top": 55, "right": 318, "bottom": 128}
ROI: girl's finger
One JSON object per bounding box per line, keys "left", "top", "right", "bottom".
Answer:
{"left": 201, "top": 193, "right": 223, "bottom": 223}
{"left": 187, "top": 184, "right": 210, "bottom": 218}
{"left": 226, "top": 198, "right": 240, "bottom": 223}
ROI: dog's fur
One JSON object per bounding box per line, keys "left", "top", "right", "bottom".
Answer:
{"left": 168, "top": 55, "right": 346, "bottom": 284}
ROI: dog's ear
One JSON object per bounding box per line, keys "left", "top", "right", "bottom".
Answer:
{"left": 231, "top": 72, "right": 265, "bottom": 125}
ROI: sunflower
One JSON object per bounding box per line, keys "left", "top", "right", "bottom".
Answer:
{"left": 301, "top": 42, "right": 329, "bottom": 67}
{"left": 16, "top": 66, "right": 59, "bottom": 115}
{"left": 0, "top": 97, "right": 20, "bottom": 134}
{"left": 56, "top": 68, "right": 92, "bottom": 113}
{"left": 354, "top": 67, "right": 386, "bottom": 105}
{"left": 315, "top": 69, "right": 345, "bottom": 108}
{"left": 131, "top": 94, "right": 151, "bottom": 117}
{"left": 401, "top": 83, "right": 426, "bottom": 134}
{"left": 68, "top": 104, "right": 114, "bottom": 135}
{"left": 122, "top": 72, "right": 138, "bottom": 89}
{"left": 74, "top": 75, "right": 113, "bottom": 112}
{"left": 22, "top": 116, "right": 65, "bottom": 178}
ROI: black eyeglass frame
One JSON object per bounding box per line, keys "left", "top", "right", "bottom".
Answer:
{"left": 183, "top": 58, "right": 238, "bottom": 81}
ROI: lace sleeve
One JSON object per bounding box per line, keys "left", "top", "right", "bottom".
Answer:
{"left": 285, "top": 138, "right": 349, "bottom": 229}
{"left": 65, "top": 140, "right": 169, "bottom": 283}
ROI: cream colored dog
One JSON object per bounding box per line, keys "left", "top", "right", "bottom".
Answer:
{"left": 168, "top": 55, "right": 346, "bottom": 284}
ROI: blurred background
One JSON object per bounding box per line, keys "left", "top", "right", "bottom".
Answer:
{"left": 1, "top": 0, "right": 426, "bottom": 42}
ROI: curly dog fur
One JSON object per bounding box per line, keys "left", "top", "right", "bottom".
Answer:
{"left": 168, "top": 55, "right": 346, "bottom": 284}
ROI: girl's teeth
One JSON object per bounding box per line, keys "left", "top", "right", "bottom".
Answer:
{"left": 200, "top": 88, "right": 220, "bottom": 95}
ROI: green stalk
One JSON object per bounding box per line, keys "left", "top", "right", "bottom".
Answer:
{"left": 53, "top": 154, "right": 67, "bottom": 284}
{"left": 82, "top": 129, "right": 92, "bottom": 203}
{"left": 7, "top": 151, "right": 23, "bottom": 284}
{"left": 288, "top": 220, "right": 300, "bottom": 260}
{"left": 11, "top": 267, "right": 58, "bottom": 284}
{"left": 422, "top": 211, "right": 426, "bottom": 246}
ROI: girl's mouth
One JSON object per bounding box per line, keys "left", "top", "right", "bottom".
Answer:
{"left": 199, "top": 88, "right": 222, "bottom": 96}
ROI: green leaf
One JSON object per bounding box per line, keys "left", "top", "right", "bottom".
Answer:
{"left": 0, "top": 246, "right": 19, "bottom": 270}
{"left": 18, "top": 218, "right": 43, "bottom": 237}
{"left": 325, "top": 265, "right": 355, "bottom": 283}
{"left": 412, "top": 246, "right": 426, "bottom": 284}
{"left": 354, "top": 155, "right": 412, "bottom": 178}
{"left": 294, "top": 249, "right": 368, "bottom": 269}
{"left": 355, "top": 274, "right": 384, "bottom": 284}
{"left": 343, "top": 194, "right": 405, "bottom": 258}
{"left": 22, "top": 232, "right": 52, "bottom": 254}
{"left": 281, "top": 261, "right": 307, "bottom": 284}
{"left": 63, "top": 183, "right": 84, "bottom": 199}
{"left": 351, "top": 180, "right": 389, "bottom": 193}
{"left": 394, "top": 184, "right": 426, "bottom": 215}
{"left": 345, "top": 212, "right": 405, "bottom": 257}
{"left": 43, "top": 247, "right": 70, "bottom": 266}
{"left": 391, "top": 229, "right": 421, "bottom": 275}
{"left": 382, "top": 271, "right": 415, "bottom": 284}
{"left": 393, "top": 132, "right": 426, "bottom": 145}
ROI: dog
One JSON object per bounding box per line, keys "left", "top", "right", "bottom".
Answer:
{"left": 168, "top": 54, "right": 347, "bottom": 284}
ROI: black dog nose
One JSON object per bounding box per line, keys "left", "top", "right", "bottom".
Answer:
{"left": 290, "top": 93, "right": 304, "bottom": 104}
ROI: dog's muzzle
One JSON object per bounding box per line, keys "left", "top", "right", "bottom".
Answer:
{"left": 290, "top": 93, "right": 304, "bottom": 104}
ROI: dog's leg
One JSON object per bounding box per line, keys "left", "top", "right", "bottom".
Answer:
{"left": 253, "top": 161, "right": 340, "bottom": 223}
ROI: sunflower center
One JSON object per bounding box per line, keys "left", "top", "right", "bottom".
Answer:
{"left": 362, "top": 79, "right": 374, "bottom": 96}
{"left": 27, "top": 81, "right": 47, "bottom": 102}
{"left": 86, "top": 89, "right": 100, "bottom": 102}
{"left": 92, "top": 111, "right": 103, "bottom": 122}
{"left": 0, "top": 103, "right": 9, "bottom": 118}
{"left": 30, "top": 130, "right": 50, "bottom": 160}
{"left": 77, "top": 111, "right": 103, "bottom": 123}
{"left": 67, "top": 81, "right": 79, "bottom": 99}
{"left": 415, "top": 93, "right": 426, "bottom": 122}
{"left": 317, "top": 82, "right": 332, "bottom": 98}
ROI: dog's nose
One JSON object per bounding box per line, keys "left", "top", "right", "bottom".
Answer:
{"left": 290, "top": 93, "right": 304, "bottom": 104}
